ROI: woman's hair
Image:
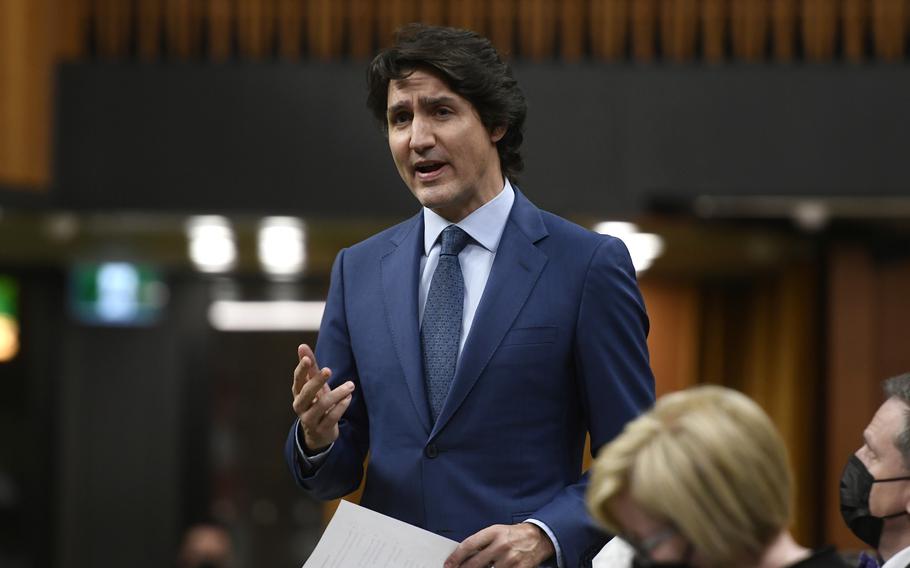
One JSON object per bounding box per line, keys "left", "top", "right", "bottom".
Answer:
{"left": 586, "top": 385, "right": 793, "bottom": 567}
{"left": 366, "top": 23, "right": 527, "bottom": 180}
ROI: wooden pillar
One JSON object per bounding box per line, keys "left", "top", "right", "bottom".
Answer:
{"left": 825, "top": 246, "right": 881, "bottom": 550}
{"left": 0, "top": 0, "right": 53, "bottom": 188}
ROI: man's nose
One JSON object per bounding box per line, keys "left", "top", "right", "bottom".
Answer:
{"left": 409, "top": 116, "right": 435, "bottom": 152}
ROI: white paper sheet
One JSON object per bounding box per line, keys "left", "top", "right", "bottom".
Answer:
{"left": 302, "top": 500, "right": 459, "bottom": 568}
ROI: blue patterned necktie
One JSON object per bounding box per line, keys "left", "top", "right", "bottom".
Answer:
{"left": 422, "top": 225, "right": 471, "bottom": 422}
{"left": 857, "top": 552, "right": 880, "bottom": 568}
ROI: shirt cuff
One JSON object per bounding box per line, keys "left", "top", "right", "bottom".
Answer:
{"left": 523, "top": 519, "right": 563, "bottom": 568}
{"left": 294, "top": 418, "right": 333, "bottom": 471}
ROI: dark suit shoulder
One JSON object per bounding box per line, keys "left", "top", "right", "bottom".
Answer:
{"left": 535, "top": 208, "right": 624, "bottom": 259}
{"left": 344, "top": 213, "right": 421, "bottom": 255}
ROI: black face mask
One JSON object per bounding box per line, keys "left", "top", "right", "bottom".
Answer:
{"left": 840, "top": 454, "right": 910, "bottom": 548}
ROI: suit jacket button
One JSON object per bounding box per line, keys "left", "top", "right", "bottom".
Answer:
{"left": 424, "top": 443, "right": 439, "bottom": 459}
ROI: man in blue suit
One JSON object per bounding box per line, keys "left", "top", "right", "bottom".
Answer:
{"left": 285, "top": 24, "right": 654, "bottom": 568}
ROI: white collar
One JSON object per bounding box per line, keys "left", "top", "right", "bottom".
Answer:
{"left": 422, "top": 178, "right": 515, "bottom": 255}
{"left": 883, "top": 545, "right": 910, "bottom": 568}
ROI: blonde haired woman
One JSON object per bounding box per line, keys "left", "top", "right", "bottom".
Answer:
{"left": 586, "top": 385, "right": 849, "bottom": 568}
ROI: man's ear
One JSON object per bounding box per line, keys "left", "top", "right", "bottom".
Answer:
{"left": 490, "top": 125, "right": 507, "bottom": 143}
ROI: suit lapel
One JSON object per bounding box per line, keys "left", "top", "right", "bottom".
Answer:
{"left": 431, "top": 190, "right": 549, "bottom": 438}
{"left": 381, "top": 214, "right": 433, "bottom": 435}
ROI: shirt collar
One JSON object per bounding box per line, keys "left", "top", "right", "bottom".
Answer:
{"left": 884, "top": 545, "right": 910, "bottom": 568}
{"left": 422, "top": 178, "right": 515, "bottom": 255}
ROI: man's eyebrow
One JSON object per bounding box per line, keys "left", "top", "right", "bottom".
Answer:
{"left": 387, "top": 101, "right": 411, "bottom": 116}
{"left": 419, "top": 95, "right": 456, "bottom": 107}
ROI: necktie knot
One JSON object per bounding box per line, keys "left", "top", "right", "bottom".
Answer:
{"left": 440, "top": 225, "right": 471, "bottom": 256}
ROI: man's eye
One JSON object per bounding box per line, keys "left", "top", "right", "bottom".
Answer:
{"left": 390, "top": 112, "right": 411, "bottom": 125}
{"left": 436, "top": 107, "right": 453, "bottom": 117}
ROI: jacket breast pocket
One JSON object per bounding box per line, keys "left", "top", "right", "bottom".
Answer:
{"left": 499, "top": 326, "right": 558, "bottom": 347}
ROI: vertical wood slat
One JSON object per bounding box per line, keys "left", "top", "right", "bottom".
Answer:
{"left": 701, "top": 0, "right": 726, "bottom": 62}
{"left": 639, "top": 281, "right": 700, "bottom": 397}
{"left": 306, "top": 0, "right": 342, "bottom": 60}
{"left": 590, "top": 0, "right": 628, "bottom": 61}
{"left": 448, "top": 0, "right": 486, "bottom": 34}
{"left": 348, "top": 0, "right": 374, "bottom": 59}
{"left": 824, "top": 246, "right": 879, "bottom": 550}
{"left": 731, "top": 0, "right": 768, "bottom": 61}
{"left": 518, "top": 0, "right": 557, "bottom": 60}
{"left": 57, "top": 0, "right": 89, "bottom": 60}
{"left": 377, "top": 0, "right": 418, "bottom": 47}
{"left": 94, "top": 0, "right": 131, "bottom": 58}
{"left": 237, "top": 0, "right": 277, "bottom": 60}
{"left": 842, "top": 0, "right": 867, "bottom": 62}
{"left": 660, "top": 0, "right": 698, "bottom": 62}
{"left": 137, "top": 0, "right": 162, "bottom": 61}
{"left": 276, "top": 0, "right": 303, "bottom": 60}
{"left": 418, "top": 0, "right": 445, "bottom": 26}
{"left": 165, "top": 0, "right": 202, "bottom": 60}
{"left": 631, "top": 0, "right": 658, "bottom": 61}
{"left": 0, "top": 0, "right": 52, "bottom": 187}
{"left": 489, "top": 0, "right": 516, "bottom": 58}
{"left": 207, "top": 0, "right": 232, "bottom": 61}
{"left": 771, "top": 0, "right": 797, "bottom": 61}
{"left": 802, "top": 0, "right": 838, "bottom": 61}
{"left": 872, "top": 0, "right": 907, "bottom": 60}
{"left": 560, "top": 0, "right": 585, "bottom": 61}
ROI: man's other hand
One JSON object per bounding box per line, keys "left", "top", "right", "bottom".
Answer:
{"left": 444, "top": 522, "right": 555, "bottom": 568}
{"left": 291, "top": 344, "right": 354, "bottom": 452}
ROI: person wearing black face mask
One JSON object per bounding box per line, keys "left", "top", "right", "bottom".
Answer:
{"left": 840, "top": 372, "right": 910, "bottom": 568}
{"left": 587, "top": 386, "right": 851, "bottom": 568}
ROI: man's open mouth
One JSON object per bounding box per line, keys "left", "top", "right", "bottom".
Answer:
{"left": 415, "top": 161, "right": 446, "bottom": 174}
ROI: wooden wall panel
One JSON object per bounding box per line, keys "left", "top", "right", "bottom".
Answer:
{"left": 418, "top": 0, "right": 445, "bottom": 26}
{"left": 631, "top": 0, "right": 658, "bottom": 61}
{"left": 872, "top": 0, "right": 907, "bottom": 60}
{"left": 376, "top": 0, "right": 417, "bottom": 47}
{"left": 489, "top": 0, "right": 516, "bottom": 57}
{"left": 802, "top": 0, "right": 838, "bottom": 61}
{"left": 639, "top": 280, "right": 699, "bottom": 396}
{"left": 701, "top": 0, "right": 727, "bottom": 62}
{"left": 447, "top": 0, "right": 486, "bottom": 34}
{"left": 348, "top": 0, "right": 374, "bottom": 59}
{"left": 842, "top": 0, "right": 868, "bottom": 62}
{"left": 57, "top": 0, "right": 89, "bottom": 60}
{"left": 590, "top": 0, "right": 628, "bottom": 61}
{"left": 207, "top": 0, "right": 233, "bottom": 61}
{"left": 137, "top": 0, "right": 163, "bottom": 61}
{"left": 771, "top": 0, "right": 797, "bottom": 61}
{"left": 0, "top": 0, "right": 52, "bottom": 187}
{"left": 277, "top": 0, "right": 303, "bottom": 60}
{"left": 237, "top": 0, "right": 275, "bottom": 60}
{"left": 660, "top": 0, "right": 698, "bottom": 62}
{"left": 731, "top": 0, "right": 768, "bottom": 61}
{"left": 560, "top": 0, "right": 585, "bottom": 61}
{"left": 824, "top": 246, "right": 880, "bottom": 550}
{"left": 306, "top": 0, "right": 343, "bottom": 60}
{"left": 94, "top": 0, "right": 132, "bottom": 58}
{"left": 518, "top": 0, "right": 557, "bottom": 60}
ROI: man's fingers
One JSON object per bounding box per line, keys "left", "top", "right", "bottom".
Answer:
{"left": 298, "top": 367, "right": 332, "bottom": 407}
{"left": 299, "top": 381, "right": 354, "bottom": 423}
{"left": 446, "top": 526, "right": 498, "bottom": 568}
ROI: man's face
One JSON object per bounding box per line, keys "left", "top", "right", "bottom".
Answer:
{"left": 386, "top": 68, "right": 505, "bottom": 223}
{"left": 856, "top": 397, "right": 910, "bottom": 517}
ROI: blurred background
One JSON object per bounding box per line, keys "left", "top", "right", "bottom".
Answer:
{"left": 1, "top": 0, "right": 909, "bottom": 566}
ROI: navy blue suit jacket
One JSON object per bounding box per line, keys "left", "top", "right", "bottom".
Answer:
{"left": 286, "top": 189, "right": 654, "bottom": 567}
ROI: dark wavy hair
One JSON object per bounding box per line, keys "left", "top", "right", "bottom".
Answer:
{"left": 366, "top": 23, "right": 527, "bottom": 180}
